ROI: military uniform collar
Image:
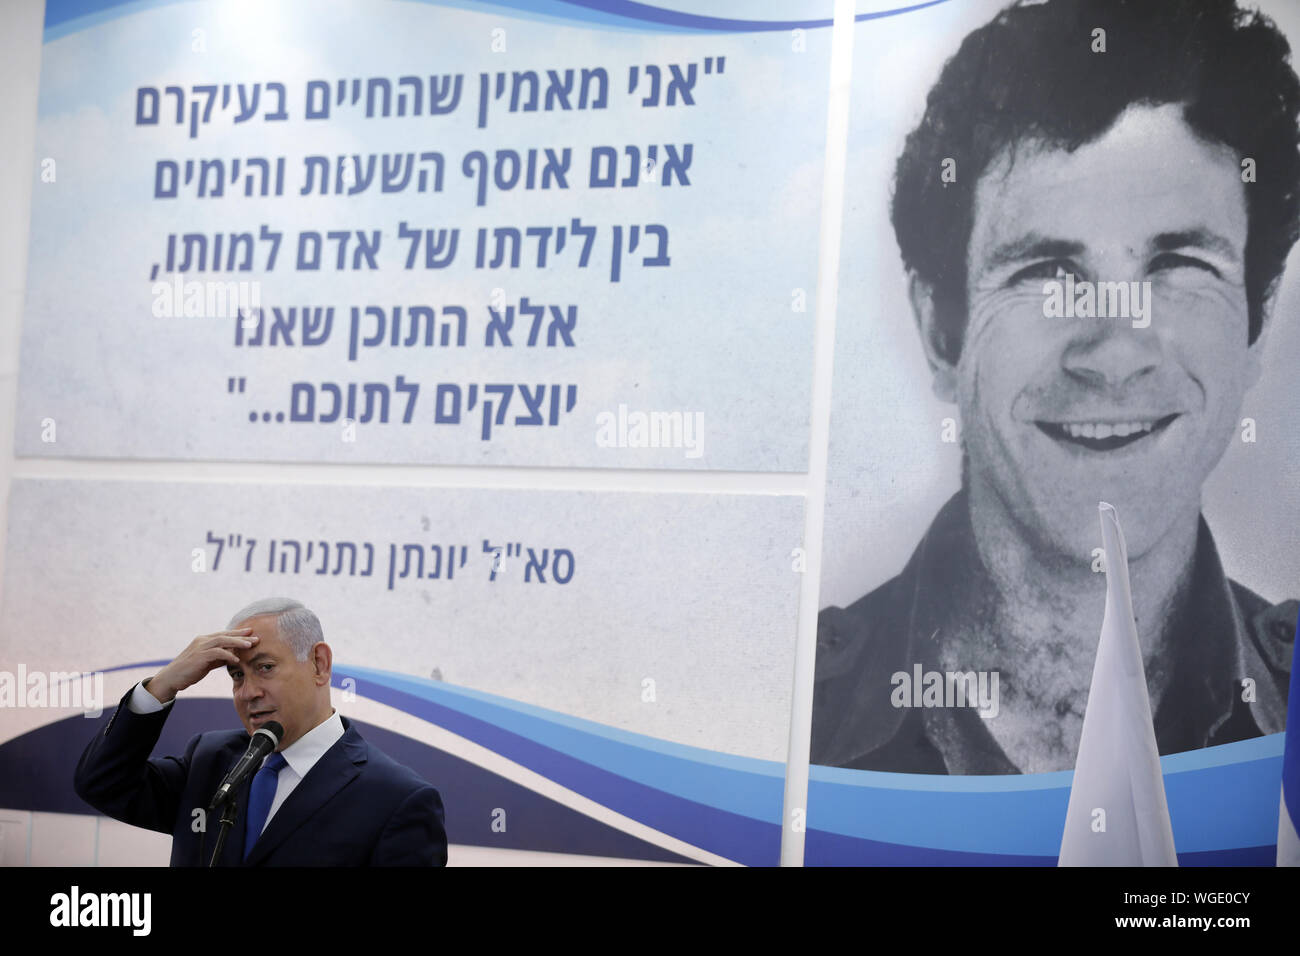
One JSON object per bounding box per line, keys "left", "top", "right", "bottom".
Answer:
{"left": 811, "top": 489, "right": 1289, "bottom": 775}
{"left": 896, "top": 490, "right": 1281, "bottom": 773}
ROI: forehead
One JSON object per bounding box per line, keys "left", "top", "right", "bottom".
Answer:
{"left": 968, "top": 104, "right": 1247, "bottom": 266}
{"left": 231, "top": 614, "right": 289, "bottom": 664}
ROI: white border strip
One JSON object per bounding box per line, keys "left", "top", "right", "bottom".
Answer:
{"left": 8, "top": 460, "right": 808, "bottom": 497}
{"left": 780, "top": 0, "right": 856, "bottom": 866}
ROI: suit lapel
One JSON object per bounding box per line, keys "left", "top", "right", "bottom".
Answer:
{"left": 243, "top": 723, "right": 367, "bottom": 866}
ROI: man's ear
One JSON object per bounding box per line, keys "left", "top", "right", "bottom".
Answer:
{"left": 1244, "top": 299, "right": 1273, "bottom": 391}
{"left": 312, "top": 642, "right": 333, "bottom": 685}
{"left": 908, "top": 272, "right": 959, "bottom": 403}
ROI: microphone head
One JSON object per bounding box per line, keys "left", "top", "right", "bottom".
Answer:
{"left": 253, "top": 721, "right": 285, "bottom": 747}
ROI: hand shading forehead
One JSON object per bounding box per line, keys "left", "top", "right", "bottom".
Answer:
{"left": 233, "top": 613, "right": 282, "bottom": 640}
{"left": 230, "top": 615, "right": 291, "bottom": 665}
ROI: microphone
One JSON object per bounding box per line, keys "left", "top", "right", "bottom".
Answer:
{"left": 208, "top": 721, "right": 283, "bottom": 811}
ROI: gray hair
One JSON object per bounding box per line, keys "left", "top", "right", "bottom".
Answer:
{"left": 227, "top": 597, "right": 323, "bottom": 662}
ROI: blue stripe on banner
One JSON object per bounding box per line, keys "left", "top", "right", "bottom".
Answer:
{"left": 338, "top": 677, "right": 782, "bottom": 865}
{"left": 0, "top": 701, "right": 699, "bottom": 863}
{"left": 336, "top": 665, "right": 787, "bottom": 811}
{"left": 44, "top": 0, "right": 954, "bottom": 41}
{"left": 1283, "top": 609, "right": 1300, "bottom": 840}
{"left": 62, "top": 662, "right": 1291, "bottom": 864}
{"left": 339, "top": 665, "right": 1289, "bottom": 859}
{"left": 804, "top": 831, "right": 1280, "bottom": 867}
{"left": 366, "top": 666, "right": 1288, "bottom": 854}
{"left": 809, "top": 741, "right": 1283, "bottom": 856}
{"left": 44, "top": 0, "right": 183, "bottom": 41}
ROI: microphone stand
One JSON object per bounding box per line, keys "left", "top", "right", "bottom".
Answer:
{"left": 208, "top": 794, "right": 240, "bottom": 867}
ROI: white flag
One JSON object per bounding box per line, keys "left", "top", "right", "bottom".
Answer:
{"left": 1278, "top": 791, "right": 1299, "bottom": 867}
{"left": 1059, "top": 502, "right": 1178, "bottom": 866}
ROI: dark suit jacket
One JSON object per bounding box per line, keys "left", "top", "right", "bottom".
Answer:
{"left": 74, "top": 687, "right": 448, "bottom": 866}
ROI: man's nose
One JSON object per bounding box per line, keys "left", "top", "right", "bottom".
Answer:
{"left": 1060, "top": 318, "right": 1164, "bottom": 390}
{"left": 235, "top": 676, "right": 263, "bottom": 702}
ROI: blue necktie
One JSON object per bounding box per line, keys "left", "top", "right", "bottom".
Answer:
{"left": 244, "top": 752, "right": 288, "bottom": 860}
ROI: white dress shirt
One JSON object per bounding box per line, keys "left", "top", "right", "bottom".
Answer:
{"left": 129, "top": 681, "right": 345, "bottom": 836}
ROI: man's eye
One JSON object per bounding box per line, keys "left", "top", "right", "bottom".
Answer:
{"left": 260, "top": 664, "right": 273, "bottom": 673}
{"left": 230, "top": 671, "right": 242, "bottom": 681}
{"left": 1010, "top": 260, "right": 1074, "bottom": 284}
{"left": 1150, "top": 252, "right": 1220, "bottom": 278}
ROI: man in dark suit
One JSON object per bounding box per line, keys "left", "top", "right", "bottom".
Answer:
{"left": 74, "top": 597, "right": 448, "bottom": 865}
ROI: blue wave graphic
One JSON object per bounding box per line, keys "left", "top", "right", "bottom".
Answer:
{"left": 333, "top": 666, "right": 784, "bottom": 864}
{"left": 92, "top": 661, "right": 785, "bottom": 864}
{"left": 88, "top": 662, "right": 1286, "bottom": 864}
{"left": 44, "top": 0, "right": 953, "bottom": 41}
{"left": 809, "top": 736, "right": 1283, "bottom": 857}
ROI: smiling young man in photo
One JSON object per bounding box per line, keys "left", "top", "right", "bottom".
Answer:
{"left": 812, "top": 0, "right": 1299, "bottom": 774}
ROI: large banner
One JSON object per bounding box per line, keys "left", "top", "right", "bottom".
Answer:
{"left": 810, "top": 0, "right": 1300, "bottom": 864}
{"left": 18, "top": 0, "right": 828, "bottom": 469}
{"left": 2, "top": 0, "right": 832, "bottom": 866}
{"left": 5, "top": 0, "right": 1298, "bottom": 869}
{"left": 1, "top": 477, "right": 803, "bottom": 863}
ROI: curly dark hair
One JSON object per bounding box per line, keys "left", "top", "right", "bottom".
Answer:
{"left": 891, "top": 0, "right": 1300, "bottom": 362}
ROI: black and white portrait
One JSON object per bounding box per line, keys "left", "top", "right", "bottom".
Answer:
{"left": 813, "top": 0, "right": 1300, "bottom": 775}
